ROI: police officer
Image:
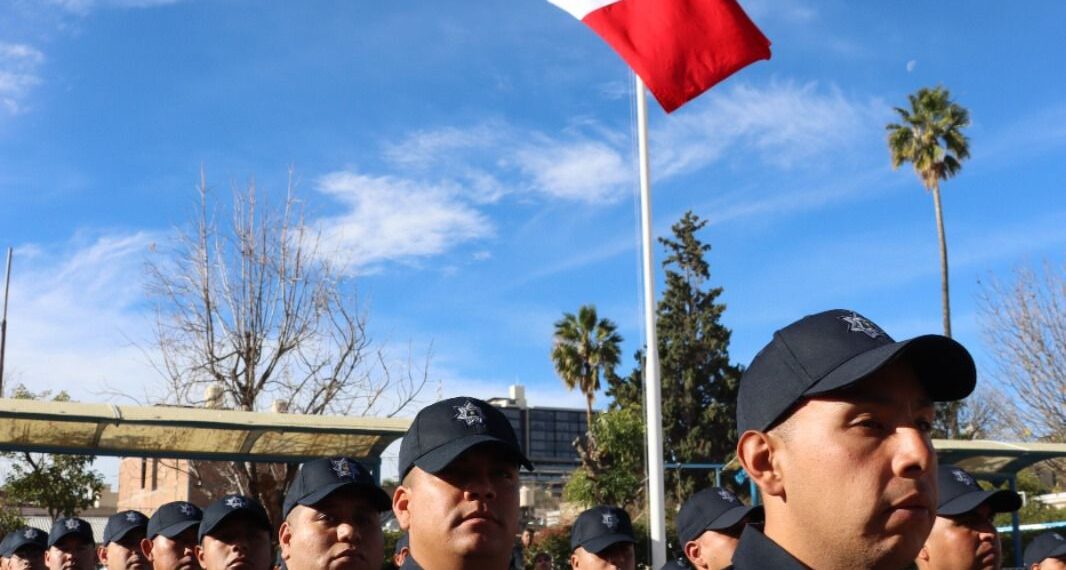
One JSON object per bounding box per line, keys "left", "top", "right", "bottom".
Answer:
{"left": 391, "top": 396, "right": 534, "bottom": 570}
{"left": 916, "top": 464, "right": 1021, "bottom": 570}
{"left": 569, "top": 506, "right": 636, "bottom": 570}
{"left": 0, "top": 527, "right": 47, "bottom": 570}
{"left": 392, "top": 534, "right": 409, "bottom": 568}
{"left": 279, "top": 456, "right": 390, "bottom": 570}
{"left": 1024, "top": 531, "right": 1066, "bottom": 570}
{"left": 195, "top": 494, "right": 273, "bottom": 570}
{"left": 733, "top": 309, "right": 976, "bottom": 568}
{"left": 99, "top": 510, "right": 150, "bottom": 570}
{"left": 142, "top": 501, "right": 203, "bottom": 570}
{"left": 676, "top": 488, "right": 761, "bottom": 570}
{"left": 45, "top": 517, "right": 95, "bottom": 570}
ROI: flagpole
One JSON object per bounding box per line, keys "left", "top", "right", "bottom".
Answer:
{"left": 635, "top": 75, "right": 667, "bottom": 569}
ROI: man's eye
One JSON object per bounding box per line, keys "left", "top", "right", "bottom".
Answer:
{"left": 916, "top": 419, "right": 933, "bottom": 433}
{"left": 857, "top": 418, "right": 886, "bottom": 431}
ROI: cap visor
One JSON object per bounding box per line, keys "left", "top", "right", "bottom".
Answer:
{"left": 707, "top": 505, "right": 761, "bottom": 531}
{"left": 581, "top": 533, "right": 635, "bottom": 555}
{"left": 805, "top": 335, "right": 975, "bottom": 402}
{"left": 414, "top": 436, "right": 534, "bottom": 475}
{"left": 939, "top": 489, "right": 1021, "bottom": 516}
{"left": 154, "top": 519, "right": 199, "bottom": 540}
{"left": 298, "top": 481, "right": 392, "bottom": 513}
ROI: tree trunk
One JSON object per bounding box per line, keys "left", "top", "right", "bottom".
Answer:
{"left": 931, "top": 181, "right": 952, "bottom": 338}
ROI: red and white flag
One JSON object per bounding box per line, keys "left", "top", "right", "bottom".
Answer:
{"left": 548, "top": 0, "right": 771, "bottom": 113}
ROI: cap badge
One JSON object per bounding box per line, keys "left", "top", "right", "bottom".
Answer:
{"left": 601, "top": 512, "right": 619, "bottom": 530}
{"left": 331, "top": 458, "right": 356, "bottom": 480}
{"left": 23, "top": 529, "right": 37, "bottom": 539}
{"left": 179, "top": 503, "right": 195, "bottom": 516}
{"left": 224, "top": 496, "right": 246, "bottom": 509}
{"left": 125, "top": 512, "right": 141, "bottom": 522}
{"left": 839, "top": 313, "right": 884, "bottom": 339}
{"left": 64, "top": 519, "right": 80, "bottom": 530}
{"left": 952, "top": 468, "right": 975, "bottom": 486}
{"left": 453, "top": 401, "right": 485, "bottom": 427}
{"left": 717, "top": 489, "right": 738, "bottom": 504}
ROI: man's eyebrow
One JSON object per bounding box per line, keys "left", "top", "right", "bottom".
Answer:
{"left": 840, "top": 392, "right": 934, "bottom": 411}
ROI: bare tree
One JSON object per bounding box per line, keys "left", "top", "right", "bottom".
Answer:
{"left": 977, "top": 261, "right": 1066, "bottom": 443}
{"left": 145, "top": 168, "right": 426, "bottom": 521}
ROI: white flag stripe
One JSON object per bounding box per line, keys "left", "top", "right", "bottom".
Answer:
{"left": 546, "top": 0, "right": 618, "bottom": 20}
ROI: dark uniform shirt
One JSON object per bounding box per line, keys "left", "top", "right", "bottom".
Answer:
{"left": 399, "top": 555, "right": 423, "bottom": 569}
{"left": 727, "top": 525, "right": 810, "bottom": 569}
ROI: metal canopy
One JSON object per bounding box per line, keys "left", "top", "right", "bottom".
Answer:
{"left": 0, "top": 398, "right": 410, "bottom": 462}
{"left": 934, "top": 439, "right": 1066, "bottom": 481}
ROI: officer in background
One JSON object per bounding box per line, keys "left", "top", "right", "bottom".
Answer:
{"left": 916, "top": 464, "right": 1021, "bottom": 570}
{"left": 392, "top": 397, "right": 534, "bottom": 570}
{"left": 0, "top": 527, "right": 47, "bottom": 570}
{"left": 142, "top": 501, "right": 203, "bottom": 570}
{"left": 1024, "top": 531, "right": 1066, "bottom": 570}
{"left": 279, "top": 456, "right": 390, "bottom": 570}
{"left": 393, "top": 534, "right": 409, "bottom": 568}
{"left": 45, "top": 517, "right": 96, "bottom": 570}
{"left": 99, "top": 510, "right": 150, "bottom": 570}
{"left": 733, "top": 309, "right": 976, "bottom": 569}
{"left": 195, "top": 494, "right": 272, "bottom": 570}
{"left": 676, "top": 487, "right": 762, "bottom": 570}
{"left": 569, "top": 506, "right": 636, "bottom": 570}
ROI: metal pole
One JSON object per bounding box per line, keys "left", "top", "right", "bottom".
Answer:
{"left": 0, "top": 247, "right": 12, "bottom": 397}
{"left": 636, "top": 75, "right": 666, "bottom": 570}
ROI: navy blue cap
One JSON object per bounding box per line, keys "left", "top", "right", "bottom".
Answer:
{"left": 0, "top": 527, "right": 47, "bottom": 556}
{"left": 1024, "top": 531, "right": 1066, "bottom": 567}
{"left": 937, "top": 464, "right": 1020, "bottom": 516}
{"left": 102, "top": 510, "right": 148, "bottom": 545}
{"left": 677, "top": 487, "right": 763, "bottom": 544}
{"left": 394, "top": 533, "right": 409, "bottom": 555}
{"left": 737, "top": 309, "right": 976, "bottom": 433}
{"left": 398, "top": 397, "right": 533, "bottom": 479}
{"left": 148, "top": 501, "right": 202, "bottom": 540}
{"left": 198, "top": 495, "right": 271, "bottom": 543}
{"left": 47, "top": 517, "right": 94, "bottom": 548}
{"left": 283, "top": 457, "right": 390, "bottom": 518}
{"left": 570, "top": 506, "right": 635, "bottom": 554}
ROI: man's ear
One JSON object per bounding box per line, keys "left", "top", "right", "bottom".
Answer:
{"left": 195, "top": 544, "right": 206, "bottom": 568}
{"left": 393, "top": 484, "right": 412, "bottom": 531}
{"left": 140, "top": 537, "right": 154, "bottom": 562}
{"left": 736, "top": 430, "right": 786, "bottom": 499}
{"left": 569, "top": 552, "right": 580, "bottom": 569}
{"left": 683, "top": 540, "right": 706, "bottom": 569}
{"left": 278, "top": 520, "right": 293, "bottom": 559}
{"left": 97, "top": 545, "right": 108, "bottom": 566}
{"left": 917, "top": 544, "right": 930, "bottom": 563}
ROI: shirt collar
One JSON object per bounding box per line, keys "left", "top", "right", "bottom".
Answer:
{"left": 729, "top": 525, "right": 810, "bottom": 569}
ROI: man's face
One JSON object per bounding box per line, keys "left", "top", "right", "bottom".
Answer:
{"left": 685, "top": 525, "right": 744, "bottom": 570}
{"left": 194, "top": 517, "right": 272, "bottom": 570}
{"left": 521, "top": 530, "right": 535, "bottom": 548}
{"left": 918, "top": 503, "right": 999, "bottom": 570}
{"left": 569, "top": 543, "right": 635, "bottom": 570}
{"left": 279, "top": 489, "right": 384, "bottom": 570}
{"left": 771, "top": 360, "right": 937, "bottom": 568}
{"left": 100, "top": 530, "right": 149, "bottom": 570}
{"left": 532, "top": 553, "right": 552, "bottom": 570}
{"left": 46, "top": 536, "right": 96, "bottom": 570}
{"left": 143, "top": 528, "right": 200, "bottom": 570}
{"left": 9, "top": 548, "right": 46, "bottom": 570}
{"left": 393, "top": 444, "right": 520, "bottom": 567}
{"left": 1036, "top": 557, "right": 1066, "bottom": 570}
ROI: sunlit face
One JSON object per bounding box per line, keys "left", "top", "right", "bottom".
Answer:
{"left": 194, "top": 516, "right": 272, "bottom": 570}
{"left": 280, "top": 489, "right": 384, "bottom": 570}
{"left": 46, "top": 536, "right": 96, "bottom": 570}
{"left": 1036, "top": 556, "right": 1066, "bottom": 570}
{"left": 769, "top": 360, "right": 938, "bottom": 569}
{"left": 569, "top": 543, "right": 635, "bottom": 570}
{"left": 393, "top": 444, "right": 520, "bottom": 568}
{"left": 99, "top": 529, "right": 149, "bottom": 570}
{"left": 143, "top": 528, "right": 200, "bottom": 570}
{"left": 918, "top": 503, "right": 999, "bottom": 570}
{"left": 685, "top": 524, "right": 745, "bottom": 570}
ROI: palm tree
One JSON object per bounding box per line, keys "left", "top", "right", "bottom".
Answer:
{"left": 551, "top": 305, "right": 622, "bottom": 427}
{"left": 887, "top": 86, "right": 970, "bottom": 338}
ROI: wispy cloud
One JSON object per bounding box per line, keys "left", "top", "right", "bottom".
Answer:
{"left": 315, "top": 171, "right": 494, "bottom": 273}
{"left": 0, "top": 43, "right": 44, "bottom": 115}
{"left": 45, "top": 0, "right": 184, "bottom": 15}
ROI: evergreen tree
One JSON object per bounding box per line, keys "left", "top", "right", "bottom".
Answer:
{"left": 608, "top": 211, "right": 742, "bottom": 504}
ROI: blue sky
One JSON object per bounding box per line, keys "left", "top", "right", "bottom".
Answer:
{"left": 1, "top": 1, "right": 1064, "bottom": 481}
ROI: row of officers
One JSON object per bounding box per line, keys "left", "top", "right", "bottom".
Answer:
{"left": 2, "top": 308, "right": 1065, "bottom": 570}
